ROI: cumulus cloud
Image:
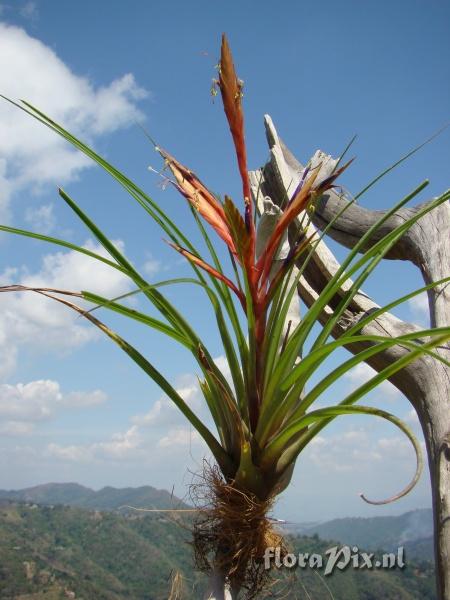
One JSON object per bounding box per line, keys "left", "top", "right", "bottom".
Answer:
{"left": 344, "top": 362, "right": 400, "bottom": 400}
{"left": 24, "top": 203, "right": 56, "bottom": 233}
{"left": 408, "top": 293, "right": 429, "bottom": 316}
{"left": 306, "top": 428, "right": 380, "bottom": 473}
{"left": 46, "top": 442, "right": 92, "bottom": 463}
{"left": 303, "top": 424, "right": 423, "bottom": 475}
{"left": 404, "top": 408, "right": 420, "bottom": 425}
{"left": 47, "top": 421, "right": 206, "bottom": 465}
{"left": 0, "top": 420, "right": 35, "bottom": 436}
{"left": 47, "top": 425, "right": 143, "bottom": 463}
{"left": 213, "top": 355, "right": 232, "bottom": 383}
{"left": 64, "top": 390, "right": 108, "bottom": 408}
{"left": 0, "top": 22, "right": 148, "bottom": 222}
{"left": 0, "top": 240, "right": 132, "bottom": 378}
{"left": 0, "top": 379, "right": 107, "bottom": 434}
{"left": 377, "top": 435, "right": 425, "bottom": 458}
{"left": 408, "top": 293, "right": 430, "bottom": 328}
{"left": 132, "top": 379, "right": 201, "bottom": 428}
{"left": 0, "top": 158, "right": 14, "bottom": 222}
{"left": 157, "top": 427, "right": 203, "bottom": 449}
{"left": 142, "top": 253, "right": 162, "bottom": 278}
{"left": 43, "top": 374, "right": 210, "bottom": 466}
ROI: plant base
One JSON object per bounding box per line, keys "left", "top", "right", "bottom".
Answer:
{"left": 190, "top": 462, "right": 286, "bottom": 599}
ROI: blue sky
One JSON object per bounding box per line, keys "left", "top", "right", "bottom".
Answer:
{"left": 0, "top": 0, "right": 448, "bottom": 522}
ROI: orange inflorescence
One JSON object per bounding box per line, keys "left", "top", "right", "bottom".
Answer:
{"left": 158, "top": 34, "right": 350, "bottom": 433}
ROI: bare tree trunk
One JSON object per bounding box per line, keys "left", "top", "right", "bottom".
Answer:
{"left": 204, "top": 570, "right": 233, "bottom": 600}
{"left": 249, "top": 115, "right": 450, "bottom": 599}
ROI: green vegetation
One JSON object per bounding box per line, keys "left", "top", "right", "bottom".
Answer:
{"left": 0, "top": 502, "right": 204, "bottom": 599}
{"left": 0, "top": 501, "right": 436, "bottom": 599}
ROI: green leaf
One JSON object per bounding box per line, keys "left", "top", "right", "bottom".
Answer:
{"left": 264, "top": 186, "right": 448, "bottom": 409}
{"left": 256, "top": 327, "right": 450, "bottom": 446}
{"left": 81, "top": 291, "right": 190, "bottom": 347}
{"left": 262, "top": 404, "right": 422, "bottom": 505}
{"left": 0, "top": 224, "right": 127, "bottom": 274}
{"left": 1, "top": 284, "right": 235, "bottom": 476}
{"left": 287, "top": 332, "right": 449, "bottom": 464}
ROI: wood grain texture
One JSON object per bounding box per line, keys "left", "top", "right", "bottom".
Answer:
{"left": 250, "top": 115, "right": 450, "bottom": 600}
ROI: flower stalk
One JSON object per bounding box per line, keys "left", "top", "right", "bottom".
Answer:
{"left": 1, "top": 33, "right": 449, "bottom": 598}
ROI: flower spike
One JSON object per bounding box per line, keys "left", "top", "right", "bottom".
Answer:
{"left": 157, "top": 147, "right": 237, "bottom": 254}
{"left": 218, "top": 35, "right": 252, "bottom": 213}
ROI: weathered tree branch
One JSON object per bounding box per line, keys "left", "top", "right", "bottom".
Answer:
{"left": 249, "top": 115, "right": 450, "bottom": 600}
{"left": 311, "top": 190, "right": 450, "bottom": 330}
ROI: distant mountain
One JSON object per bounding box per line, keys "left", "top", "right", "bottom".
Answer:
{"left": 0, "top": 501, "right": 203, "bottom": 599}
{"left": 0, "top": 502, "right": 436, "bottom": 600}
{"left": 294, "top": 509, "right": 433, "bottom": 559}
{"left": 403, "top": 536, "right": 435, "bottom": 562}
{"left": 0, "top": 484, "right": 434, "bottom": 562}
{"left": 0, "top": 482, "right": 189, "bottom": 512}
{"left": 0, "top": 483, "right": 91, "bottom": 505}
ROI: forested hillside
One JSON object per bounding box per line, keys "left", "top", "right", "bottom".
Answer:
{"left": 0, "top": 501, "right": 436, "bottom": 599}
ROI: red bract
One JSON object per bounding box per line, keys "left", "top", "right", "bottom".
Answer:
{"left": 158, "top": 147, "right": 236, "bottom": 254}
{"left": 218, "top": 34, "right": 253, "bottom": 233}
{"left": 159, "top": 35, "right": 351, "bottom": 431}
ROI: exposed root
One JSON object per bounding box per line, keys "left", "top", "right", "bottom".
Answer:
{"left": 168, "top": 570, "right": 185, "bottom": 600}
{"left": 190, "top": 461, "right": 286, "bottom": 599}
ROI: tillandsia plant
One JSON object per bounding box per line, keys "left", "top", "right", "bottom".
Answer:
{"left": 1, "top": 35, "right": 450, "bottom": 599}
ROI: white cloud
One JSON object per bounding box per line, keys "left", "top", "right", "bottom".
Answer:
{"left": 94, "top": 426, "right": 142, "bottom": 459}
{"left": 213, "top": 355, "right": 232, "bottom": 382}
{"left": 48, "top": 425, "right": 143, "bottom": 463}
{"left": 0, "top": 158, "right": 13, "bottom": 223}
{"left": 0, "top": 420, "right": 35, "bottom": 436}
{"left": 43, "top": 375, "right": 209, "bottom": 466}
{"left": 306, "top": 427, "right": 373, "bottom": 473}
{"left": 20, "top": 239, "right": 128, "bottom": 292}
{"left": 0, "top": 240, "right": 132, "bottom": 378}
{"left": 0, "top": 380, "right": 60, "bottom": 421}
{"left": 377, "top": 436, "right": 425, "bottom": 459}
{"left": 340, "top": 429, "right": 369, "bottom": 444}
{"left": 46, "top": 442, "right": 92, "bottom": 463}
{"left": 20, "top": 2, "right": 38, "bottom": 20}
{"left": 47, "top": 426, "right": 141, "bottom": 463}
{"left": 0, "top": 22, "right": 148, "bottom": 222}
{"left": 158, "top": 427, "right": 203, "bottom": 449}
{"left": 309, "top": 435, "right": 327, "bottom": 447}
{"left": 132, "top": 379, "right": 201, "bottom": 428}
{"left": 408, "top": 293, "right": 430, "bottom": 328}
{"left": 64, "top": 390, "right": 107, "bottom": 408}
{"left": 24, "top": 203, "right": 55, "bottom": 234}
{"left": 303, "top": 424, "right": 420, "bottom": 475}
{"left": 142, "top": 253, "right": 161, "bottom": 277}
{"left": 0, "top": 344, "right": 17, "bottom": 380}
{"left": 0, "top": 379, "right": 106, "bottom": 423}
{"left": 46, "top": 420, "right": 207, "bottom": 466}
{"left": 405, "top": 408, "right": 420, "bottom": 425}
{"left": 344, "top": 362, "right": 400, "bottom": 400}
{"left": 408, "top": 293, "right": 429, "bottom": 316}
